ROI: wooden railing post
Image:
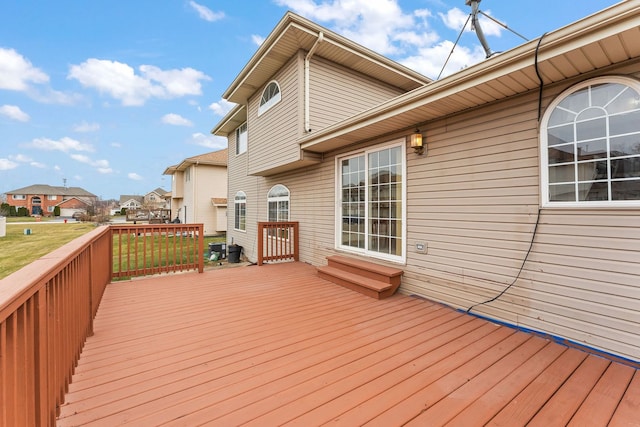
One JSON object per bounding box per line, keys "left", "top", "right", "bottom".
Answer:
{"left": 257, "top": 223, "right": 265, "bottom": 266}
{"left": 257, "top": 221, "right": 299, "bottom": 265}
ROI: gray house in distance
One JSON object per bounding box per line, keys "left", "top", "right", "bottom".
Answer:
{"left": 213, "top": 3, "right": 640, "bottom": 364}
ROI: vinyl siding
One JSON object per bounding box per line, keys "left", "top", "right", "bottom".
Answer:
{"left": 400, "top": 82, "right": 639, "bottom": 361}
{"left": 308, "top": 57, "right": 405, "bottom": 132}
{"left": 227, "top": 129, "right": 258, "bottom": 260}
{"left": 259, "top": 76, "right": 638, "bottom": 361}
{"left": 247, "top": 55, "right": 302, "bottom": 176}
{"left": 176, "top": 165, "right": 226, "bottom": 235}
{"left": 247, "top": 53, "right": 409, "bottom": 176}
{"left": 229, "top": 53, "right": 640, "bottom": 361}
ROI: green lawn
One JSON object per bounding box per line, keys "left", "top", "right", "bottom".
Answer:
{"left": 0, "top": 222, "right": 97, "bottom": 279}
{"left": 0, "top": 222, "right": 228, "bottom": 280}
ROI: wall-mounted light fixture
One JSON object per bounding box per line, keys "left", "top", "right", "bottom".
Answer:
{"left": 408, "top": 130, "right": 425, "bottom": 155}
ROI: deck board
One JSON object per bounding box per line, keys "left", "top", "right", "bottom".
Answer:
{"left": 57, "top": 262, "right": 639, "bottom": 426}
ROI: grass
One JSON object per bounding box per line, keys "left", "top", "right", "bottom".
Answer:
{"left": 0, "top": 221, "right": 228, "bottom": 280}
{"left": 0, "top": 222, "right": 97, "bottom": 279}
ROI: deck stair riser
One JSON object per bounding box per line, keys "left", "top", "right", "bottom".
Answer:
{"left": 317, "top": 255, "right": 403, "bottom": 299}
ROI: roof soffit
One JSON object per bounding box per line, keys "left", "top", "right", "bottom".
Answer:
{"left": 299, "top": 1, "right": 640, "bottom": 153}
{"left": 222, "top": 12, "right": 431, "bottom": 105}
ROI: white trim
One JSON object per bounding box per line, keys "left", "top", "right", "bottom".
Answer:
{"left": 540, "top": 75, "right": 640, "bottom": 208}
{"left": 234, "top": 191, "right": 247, "bottom": 231}
{"left": 235, "top": 122, "right": 248, "bottom": 155}
{"left": 334, "top": 139, "right": 406, "bottom": 264}
{"left": 258, "top": 81, "right": 281, "bottom": 116}
{"left": 267, "top": 184, "right": 290, "bottom": 222}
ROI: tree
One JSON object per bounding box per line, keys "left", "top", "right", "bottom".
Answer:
{"left": 53, "top": 206, "right": 61, "bottom": 216}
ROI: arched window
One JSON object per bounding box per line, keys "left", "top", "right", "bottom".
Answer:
{"left": 234, "top": 191, "right": 246, "bottom": 231}
{"left": 258, "top": 81, "right": 281, "bottom": 116}
{"left": 541, "top": 76, "right": 640, "bottom": 206}
{"left": 267, "top": 184, "right": 289, "bottom": 222}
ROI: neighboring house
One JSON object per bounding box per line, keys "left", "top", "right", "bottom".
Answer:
{"left": 212, "top": 4, "right": 640, "bottom": 364}
{"left": 118, "top": 188, "right": 169, "bottom": 212}
{"left": 144, "top": 187, "right": 170, "bottom": 209}
{"left": 163, "top": 149, "right": 228, "bottom": 235}
{"left": 5, "top": 184, "right": 97, "bottom": 216}
{"left": 118, "top": 195, "right": 144, "bottom": 212}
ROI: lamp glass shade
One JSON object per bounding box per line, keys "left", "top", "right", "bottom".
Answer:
{"left": 409, "top": 133, "right": 423, "bottom": 148}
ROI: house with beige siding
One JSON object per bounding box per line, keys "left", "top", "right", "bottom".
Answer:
{"left": 163, "top": 149, "right": 228, "bottom": 235}
{"left": 212, "top": 3, "right": 640, "bottom": 364}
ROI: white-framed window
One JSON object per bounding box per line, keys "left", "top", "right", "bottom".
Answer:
{"left": 234, "top": 191, "right": 246, "bottom": 231}
{"left": 13, "top": 194, "right": 26, "bottom": 200}
{"left": 541, "top": 76, "right": 640, "bottom": 206}
{"left": 258, "top": 81, "right": 281, "bottom": 116}
{"left": 47, "top": 195, "right": 57, "bottom": 200}
{"left": 337, "top": 142, "right": 405, "bottom": 262}
{"left": 47, "top": 206, "right": 55, "bottom": 213}
{"left": 236, "top": 122, "right": 247, "bottom": 155}
{"left": 267, "top": 184, "right": 289, "bottom": 222}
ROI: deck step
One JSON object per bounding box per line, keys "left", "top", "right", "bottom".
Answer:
{"left": 317, "top": 255, "right": 403, "bottom": 299}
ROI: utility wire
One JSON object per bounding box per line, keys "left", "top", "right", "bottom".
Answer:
{"left": 437, "top": 8, "right": 529, "bottom": 80}
{"left": 478, "top": 10, "right": 529, "bottom": 42}
{"left": 437, "top": 14, "right": 471, "bottom": 80}
{"left": 466, "top": 208, "right": 542, "bottom": 314}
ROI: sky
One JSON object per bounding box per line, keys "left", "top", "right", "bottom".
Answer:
{"left": 0, "top": 0, "right": 621, "bottom": 200}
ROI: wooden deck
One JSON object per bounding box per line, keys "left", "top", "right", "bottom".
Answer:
{"left": 57, "top": 262, "right": 639, "bottom": 426}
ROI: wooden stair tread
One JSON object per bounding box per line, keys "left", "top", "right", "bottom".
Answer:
{"left": 317, "top": 266, "right": 392, "bottom": 292}
{"left": 327, "top": 255, "right": 403, "bottom": 278}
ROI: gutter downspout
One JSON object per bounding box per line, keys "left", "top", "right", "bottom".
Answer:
{"left": 304, "top": 31, "right": 324, "bottom": 133}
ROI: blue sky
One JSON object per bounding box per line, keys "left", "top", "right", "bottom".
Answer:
{"left": 0, "top": 0, "right": 620, "bottom": 200}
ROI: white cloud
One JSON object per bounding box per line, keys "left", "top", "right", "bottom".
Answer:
{"left": 9, "top": 154, "right": 32, "bottom": 163}
{"left": 0, "top": 105, "right": 30, "bottom": 122}
{"left": 26, "top": 137, "right": 94, "bottom": 153}
{"left": 30, "top": 161, "right": 46, "bottom": 168}
{"left": 439, "top": 7, "right": 503, "bottom": 37}
{"left": 0, "top": 48, "right": 49, "bottom": 91}
{"left": 188, "top": 132, "right": 227, "bottom": 149}
{"left": 401, "top": 40, "right": 486, "bottom": 79}
{"left": 439, "top": 7, "right": 470, "bottom": 32}
{"left": 275, "top": 0, "right": 424, "bottom": 55}
{"left": 128, "top": 172, "right": 143, "bottom": 181}
{"left": 271, "top": 0, "right": 507, "bottom": 80}
{"left": 70, "top": 154, "right": 112, "bottom": 173}
{"left": 73, "top": 121, "right": 100, "bottom": 132}
{"left": 0, "top": 158, "right": 19, "bottom": 170}
{"left": 475, "top": 10, "right": 505, "bottom": 37}
{"left": 162, "top": 113, "right": 193, "bottom": 126}
{"left": 139, "top": 65, "right": 211, "bottom": 97}
{"left": 68, "top": 59, "right": 211, "bottom": 106}
{"left": 251, "top": 34, "right": 265, "bottom": 46}
{"left": 110, "top": 142, "right": 122, "bottom": 148}
{"left": 189, "top": 1, "right": 225, "bottom": 22}
{"left": 208, "top": 99, "right": 235, "bottom": 117}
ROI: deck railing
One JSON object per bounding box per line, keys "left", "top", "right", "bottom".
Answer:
{"left": 257, "top": 221, "right": 299, "bottom": 266}
{"left": 111, "top": 223, "right": 204, "bottom": 279}
{"left": 0, "top": 223, "right": 204, "bottom": 426}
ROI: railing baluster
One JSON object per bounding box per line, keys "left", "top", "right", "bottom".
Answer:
{"left": 257, "top": 222, "right": 299, "bottom": 265}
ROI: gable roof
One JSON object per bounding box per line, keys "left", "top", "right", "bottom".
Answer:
{"left": 119, "top": 195, "right": 144, "bottom": 204}
{"left": 163, "top": 148, "right": 228, "bottom": 174}
{"left": 146, "top": 188, "right": 168, "bottom": 197}
{"left": 299, "top": 1, "right": 640, "bottom": 153}
{"left": 6, "top": 184, "right": 96, "bottom": 198}
{"left": 222, "top": 12, "right": 431, "bottom": 106}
